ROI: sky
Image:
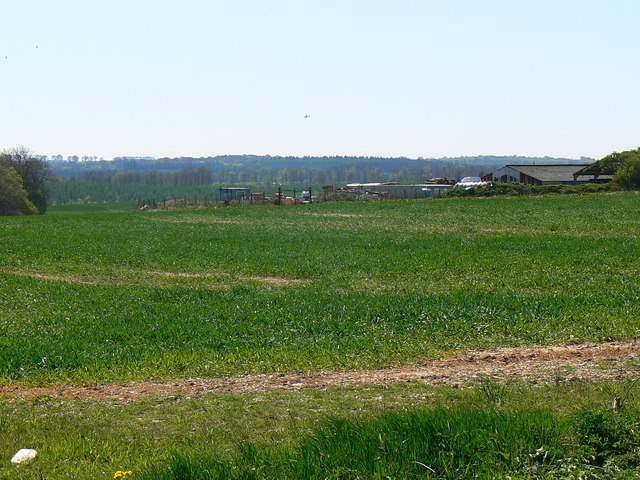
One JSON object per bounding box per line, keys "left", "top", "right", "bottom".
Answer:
{"left": 1, "top": 0, "right": 639, "bottom": 160}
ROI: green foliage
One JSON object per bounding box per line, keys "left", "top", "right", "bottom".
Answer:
{"left": 600, "top": 147, "right": 640, "bottom": 189}
{"left": 574, "top": 409, "right": 640, "bottom": 468}
{"left": 614, "top": 155, "right": 640, "bottom": 189}
{"left": 442, "top": 181, "right": 620, "bottom": 198}
{"left": 0, "top": 146, "right": 51, "bottom": 214}
{"left": 0, "top": 166, "right": 38, "bottom": 215}
{"left": 600, "top": 150, "right": 632, "bottom": 174}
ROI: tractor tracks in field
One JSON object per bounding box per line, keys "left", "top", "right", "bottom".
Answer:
{"left": 1, "top": 340, "right": 639, "bottom": 402}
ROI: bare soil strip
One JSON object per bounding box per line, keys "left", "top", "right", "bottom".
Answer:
{"left": 148, "top": 271, "right": 304, "bottom": 285}
{"left": 1, "top": 341, "right": 638, "bottom": 402}
{"left": 155, "top": 218, "right": 249, "bottom": 225}
{"left": 303, "top": 213, "right": 378, "bottom": 218}
{"left": 3, "top": 269, "right": 303, "bottom": 287}
{"left": 242, "top": 275, "right": 304, "bottom": 285}
{"left": 6, "top": 271, "right": 117, "bottom": 286}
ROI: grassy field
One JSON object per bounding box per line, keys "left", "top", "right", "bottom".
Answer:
{"left": 1, "top": 193, "right": 639, "bottom": 384}
{"left": 2, "top": 192, "right": 640, "bottom": 478}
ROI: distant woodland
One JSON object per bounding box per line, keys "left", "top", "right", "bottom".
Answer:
{"left": 52, "top": 154, "right": 591, "bottom": 184}
{"left": 45, "top": 154, "right": 594, "bottom": 205}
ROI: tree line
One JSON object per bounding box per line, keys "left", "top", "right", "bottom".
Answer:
{"left": 6, "top": 145, "right": 639, "bottom": 213}
{"left": 77, "top": 167, "right": 215, "bottom": 186}
{"left": 55, "top": 157, "right": 589, "bottom": 187}
{"left": 66, "top": 165, "right": 444, "bottom": 186}
{"left": 0, "top": 147, "right": 51, "bottom": 215}
{"left": 50, "top": 154, "right": 590, "bottom": 183}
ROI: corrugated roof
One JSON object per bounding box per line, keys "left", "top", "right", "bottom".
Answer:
{"left": 507, "top": 164, "right": 589, "bottom": 182}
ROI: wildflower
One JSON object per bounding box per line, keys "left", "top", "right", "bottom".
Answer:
{"left": 114, "top": 471, "right": 133, "bottom": 479}
{"left": 11, "top": 449, "right": 37, "bottom": 464}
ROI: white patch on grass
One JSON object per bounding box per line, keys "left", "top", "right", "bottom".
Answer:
{"left": 11, "top": 449, "right": 37, "bottom": 464}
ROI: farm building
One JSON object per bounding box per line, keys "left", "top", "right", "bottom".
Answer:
{"left": 481, "top": 164, "right": 613, "bottom": 186}
{"left": 218, "top": 187, "right": 251, "bottom": 201}
{"left": 346, "top": 183, "right": 452, "bottom": 199}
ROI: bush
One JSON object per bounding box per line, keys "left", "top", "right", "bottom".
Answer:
{"left": 614, "top": 155, "right": 640, "bottom": 190}
{"left": 441, "top": 182, "right": 620, "bottom": 199}
{"left": 600, "top": 147, "right": 640, "bottom": 190}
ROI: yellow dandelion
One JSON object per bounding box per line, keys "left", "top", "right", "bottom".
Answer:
{"left": 114, "top": 470, "right": 133, "bottom": 479}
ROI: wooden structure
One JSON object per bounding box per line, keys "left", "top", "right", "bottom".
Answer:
{"left": 572, "top": 162, "right": 611, "bottom": 183}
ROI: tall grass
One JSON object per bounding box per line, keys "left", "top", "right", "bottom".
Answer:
{"left": 139, "top": 406, "right": 640, "bottom": 479}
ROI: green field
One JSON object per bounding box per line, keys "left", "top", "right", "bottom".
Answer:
{"left": 2, "top": 193, "right": 640, "bottom": 479}
{"left": 1, "top": 193, "right": 640, "bottom": 384}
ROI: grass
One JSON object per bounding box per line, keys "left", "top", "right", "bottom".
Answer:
{"left": 44, "top": 202, "right": 137, "bottom": 215}
{"left": 3, "top": 188, "right": 639, "bottom": 479}
{"left": 1, "top": 193, "right": 639, "bottom": 384}
{"left": 145, "top": 406, "right": 640, "bottom": 480}
{"left": 2, "top": 381, "right": 640, "bottom": 479}
{"left": 2, "top": 192, "right": 638, "bottom": 479}
{"left": 143, "top": 409, "right": 567, "bottom": 479}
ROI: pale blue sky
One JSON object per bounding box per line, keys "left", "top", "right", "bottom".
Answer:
{"left": 1, "top": 1, "right": 638, "bottom": 160}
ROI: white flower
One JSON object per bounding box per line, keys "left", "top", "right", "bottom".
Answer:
{"left": 11, "top": 449, "right": 37, "bottom": 464}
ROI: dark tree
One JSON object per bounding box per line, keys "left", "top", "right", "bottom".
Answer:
{"left": 0, "top": 146, "right": 52, "bottom": 214}
{"left": 0, "top": 166, "right": 38, "bottom": 215}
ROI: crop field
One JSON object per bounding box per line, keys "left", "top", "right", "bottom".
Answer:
{"left": 1, "top": 193, "right": 640, "bottom": 385}
{"left": 2, "top": 193, "right": 640, "bottom": 479}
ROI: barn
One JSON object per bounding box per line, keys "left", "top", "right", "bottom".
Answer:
{"left": 481, "top": 164, "right": 613, "bottom": 186}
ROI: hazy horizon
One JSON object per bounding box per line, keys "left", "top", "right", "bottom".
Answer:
{"left": 41, "top": 152, "right": 597, "bottom": 162}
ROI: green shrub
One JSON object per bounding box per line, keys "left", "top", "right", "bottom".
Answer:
{"left": 574, "top": 409, "right": 640, "bottom": 468}
{"left": 442, "top": 182, "right": 620, "bottom": 198}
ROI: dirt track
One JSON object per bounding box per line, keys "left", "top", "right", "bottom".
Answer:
{"left": 1, "top": 341, "right": 639, "bottom": 402}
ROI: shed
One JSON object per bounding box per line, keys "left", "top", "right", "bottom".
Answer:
{"left": 219, "top": 187, "right": 251, "bottom": 201}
